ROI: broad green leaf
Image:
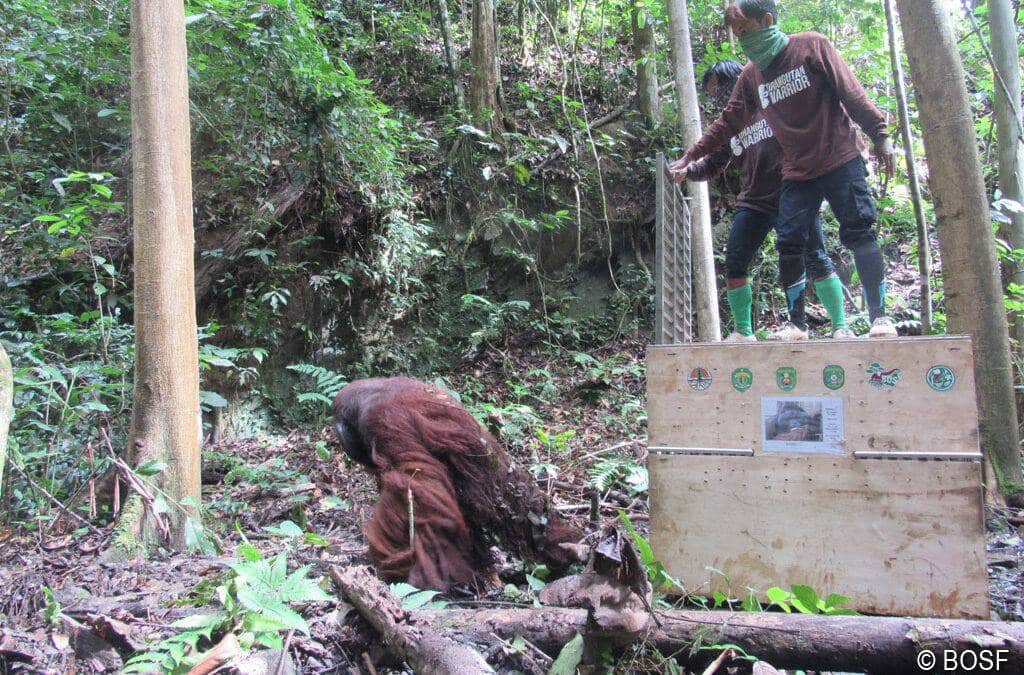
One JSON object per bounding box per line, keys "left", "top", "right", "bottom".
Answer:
{"left": 304, "top": 532, "right": 328, "bottom": 547}
{"left": 243, "top": 611, "right": 290, "bottom": 634}
{"left": 790, "top": 585, "right": 820, "bottom": 614}
{"left": 319, "top": 496, "right": 350, "bottom": 511}
{"left": 199, "top": 355, "right": 235, "bottom": 367}
{"left": 531, "top": 564, "right": 551, "bottom": 581}
{"left": 254, "top": 630, "right": 285, "bottom": 649}
{"left": 171, "top": 614, "right": 225, "bottom": 630}
{"left": 200, "top": 390, "right": 229, "bottom": 408}
{"left": 402, "top": 589, "right": 442, "bottom": 609}
{"left": 824, "top": 593, "right": 851, "bottom": 609}
{"left": 97, "top": 108, "right": 117, "bottom": 118}
{"left": 548, "top": 632, "right": 584, "bottom": 675}
{"left": 263, "top": 520, "right": 304, "bottom": 538}
{"left": 185, "top": 517, "right": 218, "bottom": 556}
{"left": 152, "top": 495, "right": 172, "bottom": 515}
{"left": 766, "top": 586, "right": 792, "bottom": 612}
{"left": 823, "top": 607, "right": 859, "bottom": 616}
{"left": 389, "top": 583, "right": 419, "bottom": 599}
{"left": 136, "top": 460, "right": 168, "bottom": 476}
{"left": 52, "top": 112, "right": 72, "bottom": 132}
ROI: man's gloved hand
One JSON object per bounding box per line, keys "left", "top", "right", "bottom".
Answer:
{"left": 873, "top": 137, "right": 896, "bottom": 182}
{"left": 668, "top": 156, "right": 693, "bottom": 183}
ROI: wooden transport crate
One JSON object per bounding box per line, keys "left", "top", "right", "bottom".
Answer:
{"left": 647, "top": 336, "right": 989, "bottom": 618}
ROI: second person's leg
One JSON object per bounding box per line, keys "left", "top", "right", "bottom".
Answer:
{"left": 819, "top": 157, "right": 896, "bottom": 337}
{"left": 724, "top": 208, "right": 775, "bottom": 341}
{"left": 773, "top": 179, "right": 823, "bottom": 340}
{"left": 804, "top": 215, "right": 852, "bottom": 338}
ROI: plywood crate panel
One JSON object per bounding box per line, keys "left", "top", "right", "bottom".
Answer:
{"left": 646, "top": 337, "right": 988, "bottom": 618}
{"left": 648, "top": 336, "right": 978, "bottom": 454}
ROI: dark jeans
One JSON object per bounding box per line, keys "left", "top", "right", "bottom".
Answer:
{"left": 777, "top": 156, "right": 887, "bottom": 320}
{"left": 725, "top": 207, "right": 834, "bottom": 328}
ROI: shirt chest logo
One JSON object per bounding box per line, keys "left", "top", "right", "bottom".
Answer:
{"left": 730, "top": 118, "right": 774, "bottom": 156}
{"left": 757, "top": 65, "right": 812, "bottom": 108}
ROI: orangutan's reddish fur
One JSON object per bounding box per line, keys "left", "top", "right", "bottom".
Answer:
{"left": 333, "top": 377, "right": 583, "bottom": 591}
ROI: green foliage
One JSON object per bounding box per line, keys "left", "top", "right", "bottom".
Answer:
{"left": 122, "top": 614, "right": 222, "bottom": 675}
{"left": 589, "top": 455, "right": 648, "bottom": 494}
{"left": 228, "top": 553, "right": 331, "bottom": 633}
{"left": 575, "top": 352, "right": 644, "bottom": 387}
{"left": 548, "top": 632, "right": 585, "bottom": 675}
{"left": 620, "top": 512, "right": 686, "bottom": 597}
{"left": 469, "top": 400, "right": 541, "bottom": 450}
{"left": 123, "top": 550, "right": 331, "bottom": 673}
{"left": 286, "top": 362, "right": 349, "bottom": 414}
{"left": 42, "top": 587, "right": 62, "bottom": 628}
{"left": 222, "top": 456, "right": 306, "bottom": 489}
{"left": 389, "top": 582, "right": 449, "bottom": 610}
{"left": 536, "top": 427, "right": 576, "bottom": 454}
{"left": 765, "top": 585, "right": 857, "bottom": 615}
{"left": 461, "top": 295, "right": 533, "bottom": 352}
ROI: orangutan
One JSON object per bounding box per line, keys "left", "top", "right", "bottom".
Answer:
{"left": 332, "top": 377, "right": 584, "bottom": 591}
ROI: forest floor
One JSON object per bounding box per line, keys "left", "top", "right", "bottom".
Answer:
{"left": 1, "top": 339, "right": 1022, "bottom": 673}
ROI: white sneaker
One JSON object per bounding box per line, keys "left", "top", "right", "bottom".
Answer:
{"left": 768, "top": 322, "right": 809, "bottom": 341}
{"left": 832, "top": 327, "right": 857, "bottom": 339}
{"left": 725, "top": 332, "right": 757, "bottom": 343}
{"left": 869, "top": 316, "right": 898, "bottom": 338}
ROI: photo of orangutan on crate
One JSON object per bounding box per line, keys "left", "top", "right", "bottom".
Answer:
{"left": 764, "top": 400, "right": 824, "bottom": 443}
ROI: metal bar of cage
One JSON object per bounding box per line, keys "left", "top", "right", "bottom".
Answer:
{"left": 654, "top": 152, "right": 694, "bottom": 345}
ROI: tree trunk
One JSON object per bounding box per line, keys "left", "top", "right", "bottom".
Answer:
{"left": 436, "top": 0, "right": 466, "bottom": 112}
{"left": 0, "top": 343, "right": 11, "bottom": 502}
{"left": 492, "top": 1, "right": 507, "bottom": 127}
{"left": 883, "top": 0, "right": 932, "bottom": 334}
{"left": 516, "top": 0, "right": 530, "bottom": 63}
{"left": 408, "top": 606, "right": 1024, "bottom": 673}
{"left": 989, "top": 0, "right": 1024, "bottom": 348}
{"left": 631, "top": 2, "right": 661, "bottom": 128}
{"left": 330, "top": 566, "right": 494, "bottom": 674}
{"left": 127, "top": 0, "right": 202, "bottom": 550}
{"left": 470, "top": 0, "right": 504, "bottom": 137}
{"left": 723, "top": 0, "right": 735, "bottom": 48}
{"left": 666, "top": 0, "right": 721, "bottom": 341}
{"left": 895, "top": 0, "right": 1024, "bottom": 495}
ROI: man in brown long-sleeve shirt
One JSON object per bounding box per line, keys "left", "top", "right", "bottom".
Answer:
{"left": 678, "top": 60, "right": 852, "bottom": 341}
{"left": 673, "top": 0, "right": 898, "bottom": 338}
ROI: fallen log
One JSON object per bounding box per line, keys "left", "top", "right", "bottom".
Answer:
{"left": 408, "top": 606, "right": 1024, "bottom": 674}
{"left": 329, "top": 566, "right": 493, "bottom": 675}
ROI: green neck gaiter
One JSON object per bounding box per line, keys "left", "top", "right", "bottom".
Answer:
{"left": 739, "top": 26, "right": 789, "bottom": 70}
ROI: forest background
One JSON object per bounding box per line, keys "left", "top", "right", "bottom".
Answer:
{"left": 1, "top": 0, "right": 1023, "bottom": 572}
{"left": 4, "top": 0, "right": 1024, "bottom": 670}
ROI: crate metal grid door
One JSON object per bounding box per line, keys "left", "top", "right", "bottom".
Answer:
{"left": 654, "top": 152, "right": 693, "bottom": 345}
